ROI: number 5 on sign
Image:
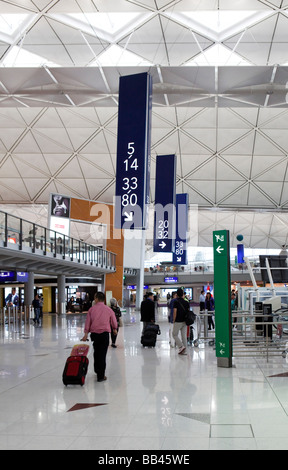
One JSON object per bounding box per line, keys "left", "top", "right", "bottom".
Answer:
{"left": 115, "top": 73, "right": 152, "bottom": 230}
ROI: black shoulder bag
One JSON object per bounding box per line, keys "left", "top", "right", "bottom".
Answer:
{"left": 179, "top": 300, "right": 196, "bottom": 326}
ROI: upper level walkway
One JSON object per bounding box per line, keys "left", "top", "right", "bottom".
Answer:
{"left": 0, "top": 210, "right": 116, "bottom": 278}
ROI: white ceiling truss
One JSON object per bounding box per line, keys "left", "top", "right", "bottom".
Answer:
{"left": 1, "top": 1, "right": 288, "bottom": 250}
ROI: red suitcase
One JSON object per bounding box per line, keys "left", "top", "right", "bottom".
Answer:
{"left": 62, "top": 355, "right": 89, "bottom": 386}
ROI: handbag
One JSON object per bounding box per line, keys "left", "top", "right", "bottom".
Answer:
{"left": 179, "top": 300, "right": 196, "bottom": 326}
{"left": 185, "top": 310, "right": 196, "bottom": 326}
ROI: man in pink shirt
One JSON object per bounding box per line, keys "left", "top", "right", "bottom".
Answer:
{"left": 81, "top": 291, "right": 118, "bottom": 382}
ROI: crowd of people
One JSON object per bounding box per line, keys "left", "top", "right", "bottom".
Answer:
{"left": 3, "top": 285, "right": 238, "bottom": 383}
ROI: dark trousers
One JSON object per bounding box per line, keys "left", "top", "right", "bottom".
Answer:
{"left": 90, "top": 332, "right": 109, "bottom": 380}
{"left": 110, "top": 327, "right": 118, "bottom": 345}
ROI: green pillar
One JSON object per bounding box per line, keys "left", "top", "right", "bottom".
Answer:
{"left": 213, "top": 229, "right": 232, "bottom": 368}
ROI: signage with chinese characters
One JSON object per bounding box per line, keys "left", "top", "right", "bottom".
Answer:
{"left": 115, "top": 72, "right": 152, "bottom": 229}
{"left": 213, "top": 230, "right": 232, "bottom": 367}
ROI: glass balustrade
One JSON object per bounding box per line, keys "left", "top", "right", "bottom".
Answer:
{"left": 0, "top": 210, "right": 116, "bottom": 271}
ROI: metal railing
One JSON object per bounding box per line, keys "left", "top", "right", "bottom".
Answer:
{"left": 0, "top": 210, "right": 116, "bottom": 270}
{"left": 0, "top": 306, "right": 33, "bottom": 330}
{"left": 188, "top": 310, "right": 288, "bottom": 362}
{"left": 232, "top": 311, "right": 288, "bottom": 361}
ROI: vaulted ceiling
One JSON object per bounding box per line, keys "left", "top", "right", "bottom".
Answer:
{"left": 1, "top": 0, "right": 288, "bottom": 249}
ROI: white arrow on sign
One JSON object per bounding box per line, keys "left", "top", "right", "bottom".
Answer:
{"left": 159, "top": 241, "right": 166, "bottom": 249}
{"left": 177, "top": 257, "right": 181, "bottom": 262}
{"left": 124, "top": 212, "right": 133, "bottom": 221}
{"left": 216, "top": 246, "right": 224, "bottom": 254}
{"left": 220, "top": 349, "right": 225, "bottom": 355}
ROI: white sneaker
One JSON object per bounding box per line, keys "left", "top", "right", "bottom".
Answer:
{"left": 178, "top": 346, "right": 186, "bottom": 355}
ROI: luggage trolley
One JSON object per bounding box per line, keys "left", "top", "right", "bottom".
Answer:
{"left": 187, "top": 314, "right": 201, "bottom": 347}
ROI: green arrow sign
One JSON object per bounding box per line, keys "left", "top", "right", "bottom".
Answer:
{"left": 213, "top": 229, "right": 232, "bottom": 367}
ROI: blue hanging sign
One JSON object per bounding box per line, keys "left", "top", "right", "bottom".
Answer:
{"left": 164, "top": 276, "right": 178, "bottom": 283}
{"left": 153, "top": 154, "right": 176, "bottom": 253}
{"left": 115, "top": 72, "right": 152, "bottom": 229}
{"left": 237, "top": 244, "right": 244, "bottom": 263}
{"left": 172, "top": 193, "right": 189, "bottom": 265}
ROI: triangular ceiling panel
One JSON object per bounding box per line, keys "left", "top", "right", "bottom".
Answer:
{"left": 248, "top": 185, "right": 276, "bottom": 207}
{"left": 220, "top": 132, "right": 255, "bottom": 155}
{"left": 56, "top": 157, "right": 83, "bottom": 178}
{"left": 220, "top": 155, "right": 252, "bottom": 179}
{"left": 55, "top": 179, "right": 89, "bottom": 199}
{"left": 25, "top": 178, "right": 50, "bottom": 200}
{"left": 216, "top": 158, "right": 246, "bottom": 181}
{"left": 250, "top": 155, "right": 285, "bottom": 179}
{"left": 12, "top": 154, "right": 50, "bottom": 177}
{"left": 0, "top": 157, "right": 20, "bottom": 177}
{"left": 78, "top": 156, "right": 114, "bottom": 179}
{"left": 0, "top": 128, "right": 27, "bottom": 150}
{"left": 31, "top": 128, "right": 74, "bottom": 153}
{"left": 0, "top": 179, "right": 29, "bottom": 201}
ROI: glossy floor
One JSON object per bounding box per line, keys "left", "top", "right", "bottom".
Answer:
{"left": 1, "top": 308, "right": 288, "bottom": 450}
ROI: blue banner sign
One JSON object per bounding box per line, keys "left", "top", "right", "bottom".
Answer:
{"left": 237, "top": 244, "right": 244, "bottom": 263}
{"left": 0, "top": 271, "right": 15, "bottom": 281}
{"left": 164, "top": 277, "right": 178, "bottom": 283}
{"left": 16, "top": 272, "right": 29, "bottom": 282}
{"left": 172, "top": 193, "right": 189, "bottom": 265}
{"left": 115, "top": 72, "right": 152, "bottom": 229}
{"left": 153, "top": 154, "right": 176, "bottom": 252}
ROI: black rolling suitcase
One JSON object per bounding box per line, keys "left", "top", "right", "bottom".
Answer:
{"left": 62, "top": 355, "right": 89, "bottom": 386}
{"left": 141, "top": 323, "right": 161, "bottom": 347}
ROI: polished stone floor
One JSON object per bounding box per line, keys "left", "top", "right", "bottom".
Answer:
{"left": 1, "top": 307, "right": 288, "bottom": 450}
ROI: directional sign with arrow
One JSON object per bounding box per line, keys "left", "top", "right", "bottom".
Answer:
{"left": 153, "top": 155, "right": 176, "bottom": 253}
{"left": 213, "top": 230, "right": 232, "bottom": 368}
{"left": 172, "top": 193, "right": 189, "bottom": 265}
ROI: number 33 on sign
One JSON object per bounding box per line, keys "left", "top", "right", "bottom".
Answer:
{"left": 121, "top": 142, "right": 138, "bottom": 208}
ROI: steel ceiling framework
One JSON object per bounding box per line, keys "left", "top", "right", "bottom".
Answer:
{"left": 1, "top": 0, "right": 288, "bottom": 249}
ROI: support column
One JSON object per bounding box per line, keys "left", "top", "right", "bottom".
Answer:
{"left": 57, "top": 274, "right": 66, "bottom": 315}
{"left": 24, "top": 271, "right": 34, "bottom": 306}
{"left": 136, "top": 231, "right": 146, "bottom": 310}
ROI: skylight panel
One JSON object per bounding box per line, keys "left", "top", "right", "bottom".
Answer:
{"left": 0, "top": 14, "right": 30, "bottom": 35}
{"left": 171, "top": 10, "right": 273, "bottom": 41}
{"left": 91, "top": 44, "right": 153, "bottom": 67}
{"left": 185, "top": 44, "right": 250, "bottom": 66}
{"left": 69, "top": 12, "right": 140, "bottom": 34}
{"left": 187, "top": 11, "right": 257, "bottom": 34}
{"left": 53, "top": 12, "right": 149, "bottom": 41}
{"left": 1, "top": 46, "right": 60, "bottom": 68}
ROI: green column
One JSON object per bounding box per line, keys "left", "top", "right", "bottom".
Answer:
{"left": 213, "top": 229, "right": 232, "bottom": 368}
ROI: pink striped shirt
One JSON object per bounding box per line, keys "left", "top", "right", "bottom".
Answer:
{"left": 84, "top": 302, "right": 118, "bottom": 334}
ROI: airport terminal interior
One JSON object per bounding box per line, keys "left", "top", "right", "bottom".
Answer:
{"left": 3, "top": 0, "right": 288, "bottom": 451}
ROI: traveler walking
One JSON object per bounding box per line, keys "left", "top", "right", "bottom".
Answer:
{"left": 140, "top": 292, "right": 155, "bottom": 332}
{"left": 32, "top": 293, "right": 41, "bottom": 325}
{"left": 81, "top": 292, "right": 118, "bottom": 382}
{"left": 172, "top": 288, "right": 189, "bottom": 355}
{"left": 168, "top": 291, "right": 177, "bottom": 347}
{"left": 205, "top": 292, "right": 215, "bottom": 330}
{"left": 109, "top": 298, "right": 122, "bottom": 348}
